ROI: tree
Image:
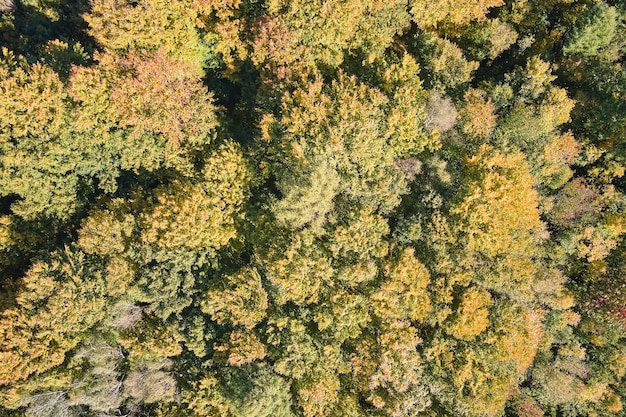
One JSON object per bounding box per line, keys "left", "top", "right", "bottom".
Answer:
{"left": 124, "top": 360, "right": 177, "bottom": 404}
{"left": 425, "top": 91, "right": 458, "bottom": 133}
{"left": 0, "top": 48, "right": 83, "bottom": 220}
{"left": 224, "top": 366, "right": 294, "bottom": 417}
{"left": 66, "top": 339, "right": 126, "bottom": 412}
{"left": 456, "top": 19, "right": 518, "bottom": 61}
{"left": 250, "top": 0, "right": 412, "bottom": 79}
{"left": 425, "top": 302, "right": 545, "bottom": 417}
{"left": 452, "top": 145, "right": 544, "bottom": 260}
{"left": 459, "top": 88, "right": 497, "bottom": 139}
{"left": 262, "top": 231, "right": 335, "bottom": 306}
{"left": 410, "top": 33, "right": 479, "bottom": 92}
{"left": 140, "top": 141, "right": 251, "bottom": 253}
{"left": 0, "top": 0, "right": 15, "bottom": 13}
{"left": 21, "top": 390, "right": 75, "bottom": 417}
{"left": 214, "top": 329, "right": 267, "bottom": 366}
{"left": 271, "top": 157, "right": 340, "bottom": 232}
{"left": 329, "top": 208, "right": 389, "bottom": 263}
{"left": 563, "top": 3, "right": 619, "bottom": 57}
{"left": 69, "top": 49, "right": 220, "bottom": 178}
{"left": 371, "top": 248, "right": 432, "bottom": 323}
{"left": 410, "top": 0, "right": 504, "bottom": 29}
{"left": 313, "top": 290, "right": 370, "bottom": 343}
{"left": 0, "top": 247, "right": 109, "bottom": 385}
{"left": 85, "top": 0, "right": 209, "bottom": 71}
{"left": 351, "top": 323, "right": 430, "bottom": 415}
{"left": 202, "top": 266, "right": 268, "bottom": 329}
{"left": 537, "top": 131, "right": 580, "bottom": 190}
{"left": 445, "top": 286, "right": 491, "bottom": 341}
{"left": 263, "top": 67, "right": 435, "bottom": 220}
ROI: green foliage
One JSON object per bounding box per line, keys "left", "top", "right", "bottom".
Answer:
{"left": 252, "top": 0, "right": 411, "bottom": 76}
{"left": 85, "top": 0, "right": 210, "bottom": 71}
{"left": 0, "top": 48, "right": 82, "bottom": 219}
{"left": 2, "top": 1, "right": 626, "bottom": 417}
{"left": 263, "top": 231, "right": 335, "bottom": 306}
{"left": 202, "top": 266, "right": 268, "bottom": 329}
{"left": 410, "top": 0, "right": 504, "bottom": 28}
{"left": 563, "top": 3, "right": 619, "bottom": 57}
{"left": 0, "top": 247, "right": 110, "bottom": 385}
{"left": 263, "top": 65, "right": 435, "bottom": 221}
{"left": 224, "top": 366, "right": 294, "bottom": 417}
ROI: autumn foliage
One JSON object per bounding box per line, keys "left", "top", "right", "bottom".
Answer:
{"left": 0, "top": 0, "right": 625, "bottom": 416}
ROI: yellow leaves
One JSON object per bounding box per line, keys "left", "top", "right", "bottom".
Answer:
{"left": 336, "top": 259, "right": 379, "bottom": 287}
{"left": 119, "top": 321, "right": 183, "bottom": 363}
{"left": 0, "top": 48, "right": 67, "bottom": 142}
{"left": 330, "top": 208, "right": 389, "bottom": 261}
{"left": 214, "top": 330, "right": 267, "bottom": 366}
{"left": 267, "top": 71, "right": 424, "bottom": 215}
{"left": 142, "top": 181, "right": 234, "bottom": 251}
{"left": 203, "top": 141, "right": 253, "bottom": 207}
{"left": 105, "top": 257, "right": 135, "bottom": 298}
{"left": 202, "top": 267, "right": 268, "bottom": 329}
{"left": 40, "top": 40, "right": 89, "bottom": 77}
{"left": 85, "top": 0, "right": 206, "bottom": 71}
{"left": 0, "top": 248, "right": 108, "bottom": 385}
{"left": 252, "top": 0, "right": 411, "bottom": 77}
{"left": 483, "top": 20, "right": 518, "bottom": 59}
{"left": 210, "top": 18, "right": 249, "bottom": 77}
{"left": 373, "top": 324, "right": 426, "bottom": 397}
{"left": 192, "top": 0, "right": 242, "bottom": 18}
{"left": 519, "top": 57, "right": 556, "bottom": 99}
{"left": 68, "top": 52, "right": 117, "bottom": 132}
{"left": 265, "top": 232, "right": 334, "bottom": 306}
{"left": 429, "top": 302, "right": 542, "bottom": 417}
{"left": 454, "top": 145, "right": 543, "bottom": 259}
{"left": 373, "top": 248, "right": 431, "bottom": 323}
{"left": 410, "top": 0, "right": 504, "bottom": 28}
{"left": 533, "top": 268, "right": 575, "bottom": 310}
{"left": 314, "top": 291, "right": 371, "bottom": 342}
{"left": 427, "top": 36, "right": 479, "bottom": 90}
{"left": 297, "top": 369, "right": 341, "bottom": 417}
{"left": 141, "top": 142, "right": 250, "bottom": 252}
{"left": 0, "top": 216, "right": 11, "bottom": 255}
{"left": 576, "top": 221, "right": 626, "bottom": 262}
{"left": 539, "top": 87, "right": 575, "bottom": 127}
{"left": 281, "top": 75, "right": 330, "bottom": 145}
{"left": 352, "top": 321, "right": 425, "bottom": 401}
{"left": 253, "top": 0, "right": 362, "bottom": 70}
{"left": 602, "top": 390, "right": 624, "bottom": 413}
{"left": 266, "top": 317, "right": 320, "bottom": 379}
{"left": 451, "top": 147, "right": 550, "bottom": 301}
{"left": 460, "top": 88, "right": 497, "bottom": 138}
{"left": 383, "top": 55, "right": 440, "bottom": 157}
{"left": 446, "top": 287, "right": 492, "bottom": 341}
{"left": 185, "top": 375, "right": 231, "bottom": 417}
{"left": 490, "top": 302, "right": 545, "bottom": 373}
{"left": 273, "top": 158, "right": 341, "bottom": 232}
{"left": 450, "top": 349, "right": 481, "bottom": 394}
{"left": 538, "top": 131, "right": 580, "bottom": 189}
{"left": 78, "top": 199, "right": 136, "bottom": 256}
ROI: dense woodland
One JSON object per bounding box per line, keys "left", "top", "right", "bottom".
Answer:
{"left": 0, "top": 0, "right": 625, "bottom": 416}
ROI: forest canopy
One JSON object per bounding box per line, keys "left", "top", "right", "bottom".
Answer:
{"left": 0, "top": 0, "right": 625, "bottom": 416}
